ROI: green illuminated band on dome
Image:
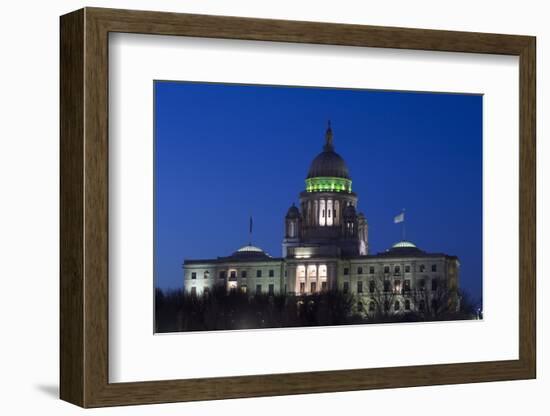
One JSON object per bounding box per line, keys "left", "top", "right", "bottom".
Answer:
{"left": 305, "top": 177, "right": 352, "bottom": 193}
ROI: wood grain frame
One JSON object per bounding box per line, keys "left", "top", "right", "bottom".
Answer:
{"left": 60, "top": 7, "right": 536, "bottom": 408}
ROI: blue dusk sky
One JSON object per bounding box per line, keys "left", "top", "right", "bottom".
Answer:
{"left": 154, "top": 81, "right": 483, "bottom": 302}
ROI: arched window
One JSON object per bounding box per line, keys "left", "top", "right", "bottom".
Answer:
{"left": 369, "top": 301, "right": 376, "bottom": 312}
{"left": 394, "top": 300, "right": 400, "bottom": 311}
{"left": 357, "top": 302, "right": 363, "bottom": 312}
{"left": 404, "top": 299, "right": 411, "bottom": 310}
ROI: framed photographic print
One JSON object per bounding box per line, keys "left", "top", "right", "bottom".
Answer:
{"left": 60, "top": 7, "right": 536, "bottom": 408}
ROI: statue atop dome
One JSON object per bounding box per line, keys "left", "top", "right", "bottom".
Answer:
{"left": 324, "top": 120, "right": 334, "bottom": 151}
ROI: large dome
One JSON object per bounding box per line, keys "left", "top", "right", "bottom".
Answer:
{"left": 307, "top": 150, "right": 350, "bottom": 179}
{"left": 307, "top": 123, "right": 350, "bottom": 179}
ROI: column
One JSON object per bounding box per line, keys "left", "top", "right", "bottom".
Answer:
{"left": 314, "top": 263, "right": 318, "bottom": 293}
{"left": 327, "top": 199, "right": 333, "bottom": 226}
{"left": 314, "top": 200, "right": 319, "bottom": 226}
{"left": 328, "top": 263, "right": 337, "bottom": 291}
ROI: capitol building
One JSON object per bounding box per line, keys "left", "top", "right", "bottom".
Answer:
{"left": 183, "top": 124, "right": 460, "bottom": 315}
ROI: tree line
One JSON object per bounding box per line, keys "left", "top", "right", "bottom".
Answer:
{"left": 155, "top": 285, "right": 480, "bottom": 333}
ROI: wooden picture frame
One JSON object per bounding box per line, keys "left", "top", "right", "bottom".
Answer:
{"left": 60, "top": 7, "right": 536, "bottom": 408}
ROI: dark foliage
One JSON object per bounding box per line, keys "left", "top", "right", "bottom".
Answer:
{"left": 155, "top": 286, "right": 480, "bottom": 333}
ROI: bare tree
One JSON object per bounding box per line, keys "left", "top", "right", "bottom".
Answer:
{"left": 410, "top": 277, "right": 460, "bottom": 320}
{"left": 364, "top": 274, "right": 400, "bottom": 321}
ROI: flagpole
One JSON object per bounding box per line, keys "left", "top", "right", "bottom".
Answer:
{"left": 402, "top": 209, "right": 406, "bottom": 241}
{"left": 249, "top": 216, "right": 253, "bottom": 245}
{"left": 394, "top": 210, "right": 406, "bottom": 241}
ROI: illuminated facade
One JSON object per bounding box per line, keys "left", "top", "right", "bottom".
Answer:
{"left": 183, "top": 124, "right": 460, "bottom": 314}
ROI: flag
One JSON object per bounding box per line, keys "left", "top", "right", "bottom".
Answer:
{"left": 249, "top": 216, "right": 253, "bottom": 234}
{"left": 394, "top": 212, "right": 405, "bottom": 223}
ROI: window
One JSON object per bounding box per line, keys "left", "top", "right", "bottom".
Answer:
{"left": 419, "top": 300, "right": 425, "bottom": 312}
{"left": 219, "top": 271, "right": 226, "bottom": 279}
{"left": 269, "top": 269, "right": 274, "bottom": 277}
{"left": 404, "top": 299, "right": 411, "bottom": 310}
{"left": 300, "top": 282, "right": 305, "bottom": 294}
{"left": 321, "top": 281, "right": 327, "bottom": 291}
{"left": 419, "top": 279, "right": 426, "bottom": 290}
{"left": 284, "top": 270, "right": 287, "bottom": 277}
{"left": 343, "top": 267, "right": 349, "bottom": 275}
{"left": 191, "top": 272, "right": 197, "bottom": 279}
{"left": 394, "top": 266, "right": 400, "bottom": 274}
{"left": 394, "top": 279, "right": 401, "bottom": 292}
{"left": 204, "top": 271, "right": 209, "bottom": 279}
{"left": 204, "top": 287, "right": 210, "bottom": 295}
{"left": 419, "top": 264, "right": 425, "bottom": 272}
{"left": 256, "top": 284, "right": 262, "bottom": 294}
{"left": 369, "top": 301, "right": 376, "bottom": 312}
{"left": 394, "top": 300, "right": 400, "bottom": 311}
{"left": 343, "top": 282, "right": 349, "bottom": 294}
{"left": 357, "top": 281, "right": 363, "bottom": 293}
{"left": 311, "top": 282, "right": 317, "bottom": 293}
{"left": 405, "top": 265, "right": 410, "bottom": 273}
{"left": 230, "top": 270, "right": 236, "bottom": 278}
{"left": 256, "top": 270, "right": 262, "bottom": 278}
{"left": 268, "top": 284, "right": 274, "bottom": 295}
{"left": 190, "top": 287, "right": 197, "bottom": 296}
{"left": 431, "top": 299, "right": 438, "bottom": 311}
{"left": 404, "top": 279, "right": 411, "bottom": 292}
{"left": 241, "top": 285, "right": 247, "bottom": 293}
{"left": 384, "top": 300, "right": 390, "bottom": 311}
{"left": 241, "top": 270, "right": 247, "bottom": 278}
{"left": 357, "top": 302, "right": 363, "bottom": 312}
{"left": 357, "top": 266, "right": 363, "bottom": 274}
{"left": 431, "top": 279, "right": 438, "bottom": 291}
{"left": 369, "top": 280, "right": 375, "bottom": 293}
{"left": 369, "top": 266, "right": 375, "bottom": 274}
{"left": 432, "top": 264, "right": 437, "bottom": 272}
{"left": 384, "top": 266, "right": 390, "bottom": 273}
{"left": 383, "top": 280, "right": 391, "bottom": 292}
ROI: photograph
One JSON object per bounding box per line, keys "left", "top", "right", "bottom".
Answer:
{"left": 154, "top": 81, "right": 483, "bottom": 333}
{"left": 50, "top": 4, "right": 537, "bottom": 410}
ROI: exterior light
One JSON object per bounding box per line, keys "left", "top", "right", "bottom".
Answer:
{"left": 305, "top": 176, "right": 352, "bottom": 193}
